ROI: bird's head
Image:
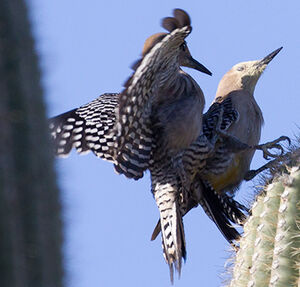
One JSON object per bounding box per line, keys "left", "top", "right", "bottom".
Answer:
{"left": 136, "top": 9, "right": 212, "bottom": 76}
{"left": 217, "top": 47, "right": 282, "bottom": 96}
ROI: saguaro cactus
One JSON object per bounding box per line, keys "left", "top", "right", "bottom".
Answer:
{"left": 0, "top": 1, "right": 64, "bottom": 287}
{"left": 228, "top": 149, "right": 300, "bottom": 287}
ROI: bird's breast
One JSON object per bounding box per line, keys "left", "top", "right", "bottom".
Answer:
{"left": 207, "top": 155, "right": 244, "bottom": 193}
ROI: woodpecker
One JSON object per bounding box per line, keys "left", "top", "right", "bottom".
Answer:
{"left": 202, "top": 47, "right": 289, "bottom": 193}
{"left": 187, "top": 48, "right": 290, "bottom": 246}
{"left": 115, "top": 9, "right": 218, "bottom": 280}
{"left": 49, "top": 9, "right": 214, "bottom": 280}
{"left": 151, "top": 48, "right": 290, "bottom": 246}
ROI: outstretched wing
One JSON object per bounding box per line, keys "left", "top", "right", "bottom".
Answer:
{"left": 114, "top": 12, "right": 192, "bottom": 180}
{"left": 49, "top": 93, "right": 119, "bottom": 162}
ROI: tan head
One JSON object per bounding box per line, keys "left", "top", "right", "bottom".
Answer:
{"left": 216, "top": 47, "right": 282, "bottom": 96}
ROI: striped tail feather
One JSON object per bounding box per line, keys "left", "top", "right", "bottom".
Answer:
{"left": 151, "top": 164, "right": 186, "bottom": 281}
{"left": 150, "top": 176, "right": 248, "bottom": 245}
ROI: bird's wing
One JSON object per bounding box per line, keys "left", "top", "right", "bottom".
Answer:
{"left": 49, "top": 93, "right": 119, "bottom": 162}
{"left": 114, "top": 24, "right": 192, "bottom": 180}
{"left": 203, "top": 97, "right": 239, "bottom": 139}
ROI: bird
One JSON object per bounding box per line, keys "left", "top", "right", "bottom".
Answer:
{"left": 151, "top": 47, "right": 290, "bottom": 247}
{"left": 114, "top": 9, "right": 224, "bottom": 281}
{"left": 193, "top": 47, "right": 291, "bottom": 246}
{"left": 201, "top": 47, "right": 289, "bottom": 193}
{"left": 151, "top": 47, "right": 290, "bottom": 248}
{"left": 49, "top": 9, "right": 211, "bottom": 180}
{"left": 49, "top": 9, "right": 214, "bottom": 281}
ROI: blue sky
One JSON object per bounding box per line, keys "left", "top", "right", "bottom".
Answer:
{"left": 28, "top": 1, "right": 299, "bottom": 286}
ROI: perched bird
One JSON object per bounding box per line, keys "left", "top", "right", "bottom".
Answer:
{"left": 202, "top": 47, "right": 289, "bottom": 193}
{"left": 49, "top": 9, "right": 214, "bottom": 280}
{"left": 151, "top": 48, "right": 290, "bottom": 247}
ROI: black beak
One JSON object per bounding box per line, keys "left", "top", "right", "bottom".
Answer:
{"left": 185, "top": 56, "right": 212, "bottom": 76}
{"left": 259, "top": 47, "right": 283, "bottom": 66}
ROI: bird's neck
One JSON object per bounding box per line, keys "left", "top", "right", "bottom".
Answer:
{"left": 158, "top": 59, "right": 181, "bottom": 88}
{"left": 157, "top": 69, "right": 203, "bottom": 104}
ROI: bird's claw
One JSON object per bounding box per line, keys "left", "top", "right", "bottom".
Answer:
{"left": 253, "top": 136, "right": 290, "bottom": 160}
{"left": 244, "top": 169, "right": 257, "bottom": 181}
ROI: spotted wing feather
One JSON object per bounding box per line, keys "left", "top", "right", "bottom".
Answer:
{"left": 49, "top": 93, "right": 119, "bottom": 161}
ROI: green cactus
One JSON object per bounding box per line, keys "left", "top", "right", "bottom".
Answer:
{"left": 228, "top": 149, "right": 300, "bottom": 287}
{"left": 0, "top": 1, "right": 64, "bottom": 287}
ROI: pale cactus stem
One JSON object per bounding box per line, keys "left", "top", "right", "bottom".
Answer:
{"left": 227, "top": 163, "right": 300, "bottom": 287}
{"left": 248, "top": 181, "right": 283, "bottom": 286}
{"left": 270, "top": 168, "right": 300, "bottom": 287}
{"left": 229, "top": 195, "right": 265, "bottom": 287}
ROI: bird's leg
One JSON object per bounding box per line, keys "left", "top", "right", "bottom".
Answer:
{"left": 245, "top": 136, "right": 291, "bottom": 181}
{"left": 251, "top": 136, "right": 291, "bottom": 160}
{"left": 244, "top": 156, "right": 283, "bottom": 181}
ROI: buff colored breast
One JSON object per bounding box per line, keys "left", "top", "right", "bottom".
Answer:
{"left": 207, "top": 155, "right": 243, "bottom": 193}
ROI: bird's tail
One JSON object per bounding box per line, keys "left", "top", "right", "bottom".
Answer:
{"left": 195, "top": 177, "right": 247, "bottom": 244}
{"left": 151, "top": 168, "right": 186, "bottom": 282}
{"left": 151, "top": 176, "right": 248, "bottom": 245}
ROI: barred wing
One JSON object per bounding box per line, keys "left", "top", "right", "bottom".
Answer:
{"left": 114, "top": 25, "right": 192, "bottom": 180}
{"left": 203, "top": 97, "right": 239, "bottom": 139}
{"left": 49, "top": 93, "right": 119, "bottom": 162}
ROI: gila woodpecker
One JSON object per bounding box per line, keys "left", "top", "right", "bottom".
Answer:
{"left": 49, "top": 9, "right": 214, "bottom": 281}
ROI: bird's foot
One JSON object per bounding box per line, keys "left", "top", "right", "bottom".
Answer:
{"left": 245, "top": 136, "right": 290, "bottom": 181}
{"left": 252, "top": 136, "right": 291, "bottom": 160}
{"left": 244, "top": 157, "right": 281, "bottom": 181}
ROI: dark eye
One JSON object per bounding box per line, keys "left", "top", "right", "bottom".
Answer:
{"left": 237, "top": 66, "right": 244, "bottom": 71}
{"left": 181, "top": 42, "right": 187, "bottom": 51}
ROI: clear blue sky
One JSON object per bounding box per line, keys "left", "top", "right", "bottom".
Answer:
{"left": 28, "top": 1, "right": 300, "bottom": 286}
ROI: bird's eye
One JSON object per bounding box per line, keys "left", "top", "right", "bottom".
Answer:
{"left": 181, "top": 43, "right": 187, "bottom": 51}
{"left": 237, "top": 66, "right": 244, "bottom": 71}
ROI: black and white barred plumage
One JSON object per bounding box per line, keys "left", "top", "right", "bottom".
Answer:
{"left": 49, "top": 8, "right": 247, "bottom": 280}
{"left": 50, "top": 8, "right": 212, "bottom": 280}
{"left": 49, "top": 90, "right": 245, "bottom": 244}
{"left": 49, "top": 93, "right": 118, "bottom": 161}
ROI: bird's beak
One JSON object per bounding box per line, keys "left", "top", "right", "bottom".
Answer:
{"left": 184, "top": 56, "right": 212, "bottom": 76}
{"left": 258, "top": 47, "right": 283, "bottom": 66}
